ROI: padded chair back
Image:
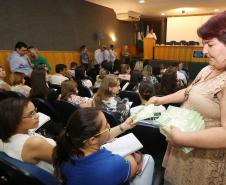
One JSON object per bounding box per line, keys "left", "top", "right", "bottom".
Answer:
{"left": 119, "top": 91, "right": 141, "bottom": 107}
{"left": 0, "top": 152, "right": 60, "bottom": 185}
{"left": 52, "top": 100, "right": 79, "bottom": 127}
{"left": 0, "top": 89, "right": 7, "bottom": 101}
{"left": 48, "top": 83, "right": 61, "bottom": 95}
{"left": 5, "top": 91, "right": 25, "bottom": 99}
{"left": 31, "top": 98, "right": 59, "bottom": 122}
{"left": 102, "top": 110, "right": 120, "bottom": 127}
{"left": 77, "top": 84, "right": 92, "bottom": 98}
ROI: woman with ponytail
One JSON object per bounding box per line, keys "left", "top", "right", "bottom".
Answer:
{"left": 53, "top": 108, "right": 154, "bottom": 185}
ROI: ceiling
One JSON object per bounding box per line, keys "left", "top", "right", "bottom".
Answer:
{"left": 86, "top": 0, "right": 226, "bottom": 18}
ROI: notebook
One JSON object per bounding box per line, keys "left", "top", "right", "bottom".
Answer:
{"left": 102, "top": 133, "right": 143, "bottom": 157}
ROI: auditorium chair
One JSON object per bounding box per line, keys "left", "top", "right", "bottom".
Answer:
{"left": 0, "top": 152, "right": 61, "bottom": 185}
{"left": 119, "top": 90, "right": 141, "bottom": 107}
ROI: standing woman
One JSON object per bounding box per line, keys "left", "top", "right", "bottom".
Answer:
{"left": 147, "top": 11, "right": 226, "bottom": 185}
{"left": 53, "top": 108, "right": 154, "bottom": 185}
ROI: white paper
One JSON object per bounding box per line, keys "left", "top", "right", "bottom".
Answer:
{"left": 102, "top": 133, "right": 143, "bottom": 157}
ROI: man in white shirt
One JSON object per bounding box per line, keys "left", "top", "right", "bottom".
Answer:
{"left": 94, "top": 46, "right": 104, "bottom": 65}
{"left": 146, "top": 28, "right": 157, "bottom": 41}
{"left": 50, "top": 64, "right": 69, "bottom": 85}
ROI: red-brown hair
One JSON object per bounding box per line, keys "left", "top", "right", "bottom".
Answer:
{"left": 197, "top": 11, "right": 226, "bottom": 44}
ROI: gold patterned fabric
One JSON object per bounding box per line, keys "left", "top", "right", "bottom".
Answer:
{"left": 163, "top": 66, "right": 226, "bottom": 185}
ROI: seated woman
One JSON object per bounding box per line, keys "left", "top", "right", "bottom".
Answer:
{"left": 94, "top": 68, "right": 109, "bottom": 90}
{"left": 0, "top": 98, "right": 55, "bottom": 173}
{"left": 9, "top": 72, "right": 31, "bottom": 97}
{"left": 61, "top": 80, "right": 92, "bottom": 107}
{"left": 53, "top": 108, "right": 154, "bottom": 185}
{"left": 29, "top": 69, "right": 59, "bottom": 101}
{"left": 142, "top": 64, "right": 159, "bottom": 85}
{"left": 156, "top": 66, "right": 185, "bottom": 96}
{"left": 118, "top": 64, "right": 131, "bottom": 81}
{"left": 0, "top": 65, "right": 11, "bottom": 91}
{"left": 93, "top": 74, "right": 130, "bottom": 122}
{"left": 122, "top": 70, "right": 142, "bottom": 92}
{"left": 138, "top": 80, "right": 156, "bottom": 105}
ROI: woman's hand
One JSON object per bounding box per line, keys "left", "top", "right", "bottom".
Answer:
{"left": 132, "top": 152, "right": 143, "bottom": 175}
{"left": 146, "top": 96, "right": 162, "bottom": 106}
{"left": 120, "top": 115, "right": 136, "bottom": 131}
{"left": 162, "top": 126, "right": 182, "bottom": 147}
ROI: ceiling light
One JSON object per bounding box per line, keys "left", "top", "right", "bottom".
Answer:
{"left": 161, "top": 13, "right": 165, "bottom": 16}
{"left": 139, "top": 0, "right": 145, "bottom": 3}
{"left": 214, "top": 9, "right": 219, "bottom": 12}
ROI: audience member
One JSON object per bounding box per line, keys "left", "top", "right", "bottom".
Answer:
{"left": 146, "top": 11, "right": 226, "bottom": 185}
{"left": 8, "top": 42, "right": 33, "bottom": 76}
{"left": 0, "top": 66, "right": 11, "bottom": 91}
{"left": 30, "top": 69, "right": 58, "bottom": 101}
{"left": 9, "top": 72, "right": 31, "bottom": 97}
{"left": 118, "top": 64, "right": 131, "bottom": 81}
{"left": 61, "top": 80, "right": 92, "bottom": 107}
{"left": 94, "top": 68, "right": 109, "bottom": 89}
{"left": 171, "top": 62, "right": 187, "bottom": 86}
{"left": 68, "top": 61, "right": 77, "bottom": 77}
{"left": 138, "top": 80, "right": 156, "bottom": 104}
{"left": 0, "top": 98, "right": 55, "bottom": 173}
{"left": 53, "top": 108, "right": 154, "bottom": 185}
{"left": 122, "top": 70, "right": 142, "bottom": 92}
{"left": 142, "top": 64, "right": 159, "bottom": 85}
{"left": 103, "top": 45, "right": 110, "bottom": 62}
{"left": 93, "top": 74, "right": 130, "bottom": 122}
{"left": 133, "top": 61, "right": 144, "bottom": 73}
{"left": 27, "top": 46, "right": 51, "bottom": 73}
{"left": 156, "top": 66, "right": 185, "bottom": 96}
{"left": 49, "top": 64, "right": 69, "bottom": 86}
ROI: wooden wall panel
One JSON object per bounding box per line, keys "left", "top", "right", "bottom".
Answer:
{"left": 154, "top": 46, "right": 208, "bottom": 63}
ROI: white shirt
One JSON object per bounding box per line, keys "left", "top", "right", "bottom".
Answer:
{"left": 0, "top": 133, "right": 55, "bottom": 173}
{"left": 94, "top": 49, "right": 104, "bottom": 64}
{"left": 177, "top": 71, "right": 187, "bottom": 85}
{"left": 109, "top": 49, "right": 117, "bottom": 62}
{"left": 49, "top": 73, "right": 68, "bottom": 85}
{"left": 146, "top": 33, "right": 157, "bottom": 40}
{"left": 103, "top": 49, "right": 110, "bottom": 62}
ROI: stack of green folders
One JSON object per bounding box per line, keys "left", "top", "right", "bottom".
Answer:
{"left": 154, "top": 106, "right": 205, "bottom": 153}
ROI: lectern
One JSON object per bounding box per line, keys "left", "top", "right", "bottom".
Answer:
{"left": 143, "top": 38, "right": 155, "bottom": 60}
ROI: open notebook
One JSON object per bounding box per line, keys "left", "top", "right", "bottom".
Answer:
{"left": 102, "top": 133, "right": 143, "bottom": 157}
{"left": 29, "top": 112, "right": 51, "bottom": 132}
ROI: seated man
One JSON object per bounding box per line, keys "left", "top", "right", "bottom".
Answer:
{"left": 27, "top": 46, "right": 52, "bottom": 73}
{"left": 0, "top": 66, "right": 11, "bottom": 91}
{"left": 7, "top": 42, "right": 33, "bottom": 77}
{"left": 49, "top": 64, "right": 69, "bottom": 86}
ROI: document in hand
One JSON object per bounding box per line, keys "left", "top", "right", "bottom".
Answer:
{"left": 130, "top": 105, "right": 166, "bottom": 127}
{"left": 102, "top": 133, "right": 143, "bottom": 157}
{"left": 155, "top": 106, "right": 205, "bottom": 153}
{"left": 29, "top": 112, "right": 51, "bottom": 132}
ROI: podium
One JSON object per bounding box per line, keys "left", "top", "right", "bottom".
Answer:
{"left": 143, "top": 38, "right": 155, "bottom": 60}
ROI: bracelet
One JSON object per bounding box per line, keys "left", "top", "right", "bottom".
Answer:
{"left": 119, "top": 124, "right": 125, "bottom": 132}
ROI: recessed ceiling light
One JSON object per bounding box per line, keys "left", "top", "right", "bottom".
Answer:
{"left": 161, "top": 13, "right": 165, "bottom": 16}
{"left": 214, "top": 9, "right": 219, "bottom": 12}
{"left": 139, "top": 0, "right": 145, "bottom": 3}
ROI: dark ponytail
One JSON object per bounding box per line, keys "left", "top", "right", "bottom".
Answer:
{"left": 52, "top": 108, "right": 102, "bottom": 180}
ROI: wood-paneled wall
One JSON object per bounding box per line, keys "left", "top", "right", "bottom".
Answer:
{"left": 154, "top": 46, "right": 208, "bottom": 62}
{"left": 0, "top": 45, "right": 137, "bottom": 80}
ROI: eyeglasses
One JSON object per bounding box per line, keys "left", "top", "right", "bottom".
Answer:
{"left": 94, "top": 125, "right": 111, "bottom": 137}
{"left": 22, "top": 108, "right": 38, "bottom": 119}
